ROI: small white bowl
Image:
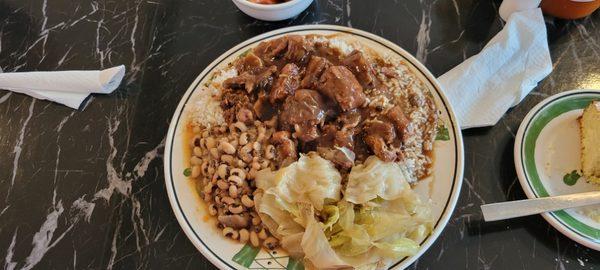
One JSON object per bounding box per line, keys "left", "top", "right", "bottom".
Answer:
{"left": 231, "top": 0, "right": 314, "bottom": 21}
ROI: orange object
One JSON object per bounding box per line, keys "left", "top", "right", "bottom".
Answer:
{"left": 541, "top": 0, "right": 600, "bottom": 19}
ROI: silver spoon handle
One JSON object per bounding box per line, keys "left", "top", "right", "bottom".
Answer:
{"left": 481, "top": 191, "right": 600, "bottom": 222}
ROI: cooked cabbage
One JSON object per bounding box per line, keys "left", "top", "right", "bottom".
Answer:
{"left": 256, "top": 153, "right": 342, "bottom": 210}
{"left": 254, "top": 153, "right": 432, "bottom": 269}
{"left": 324, "top": 192, "right": 432, "bottom": 266}
{"left": 301, "top": 217, "right": 349, "bottom": 269}
{"left": 344, "top": 156, "right": 412, "bottom": 204}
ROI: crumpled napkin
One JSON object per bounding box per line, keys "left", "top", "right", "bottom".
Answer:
{"left": 0, "top": 65, "right": 125, "bottom": 109}
{"left": 438, "top": 7, "right": 552, "bottom": 129}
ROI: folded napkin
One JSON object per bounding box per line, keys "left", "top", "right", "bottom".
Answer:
{"left": 0, "top": 65, "right": 125, "bottom": 109}
{"left": 438, "top": 7, "right": 552, "bottom": 129}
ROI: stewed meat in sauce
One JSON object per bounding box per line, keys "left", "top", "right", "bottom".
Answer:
{"left": 363, "top": 120, "right": 397, "bottom": 162}
{"left": 254, "top": 35, "right": 311, "bottom": 66}
{"left": 223, "top": 65, "right": 277, "bottom": 93}
{"left": 220, "top": 34, "right": 437, "bottom": 178}
{"left": 279, "top": 89, "right": 326, "bottom": 142}
{"left": 385, "top": 105, "right": 410, "bottom": 142}
{"left": 342, "top": 50, "right": 377, "bottom": 88}
{"left": 270, "top": 63, "right": 300, "bottom": 103}
{"left": 301, "top": 56, "right": 331, "bottom": 89}
{"left": 318, "top": 66, "right": 367, "bottom": 111}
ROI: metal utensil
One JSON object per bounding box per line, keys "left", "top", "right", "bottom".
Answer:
{"left": 481, "top": 191, "right": 600, "bottom": 222}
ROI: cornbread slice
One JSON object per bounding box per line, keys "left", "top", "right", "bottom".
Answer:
{"left": 580, "top": 101, "right": 600, "bottom": 184}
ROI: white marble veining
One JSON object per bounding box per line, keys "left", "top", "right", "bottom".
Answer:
{"left": 9, "top": 100, "right": 35, "bottom": 190}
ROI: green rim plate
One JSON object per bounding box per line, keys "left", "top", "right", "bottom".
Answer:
{"left": 515, "top": 89, "right": 600, "bottom": 249}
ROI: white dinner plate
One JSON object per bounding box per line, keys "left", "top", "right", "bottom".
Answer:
{"left": 164, "top": 25, "right": 464, "bottom": 270}
{"left": 515, "top": 89, "right": 600, "bottom": 250}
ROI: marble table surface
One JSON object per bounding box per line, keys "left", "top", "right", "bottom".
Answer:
{"left": 0, "top": 0, "right": 599, "bottom": 269}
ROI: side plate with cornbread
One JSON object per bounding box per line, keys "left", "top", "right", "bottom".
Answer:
{"left": 515, "top": 89, "right": 600, "bottom": 250}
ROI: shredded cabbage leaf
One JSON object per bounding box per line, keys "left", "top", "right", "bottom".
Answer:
{"left": 256, "top": 153, "right": 342, "bottom": 210}
{"left": 301, "top": 216, "right": 349, "bottom": 269}
{"left": 344, "top": 156, "right": 412, "bottom": 204}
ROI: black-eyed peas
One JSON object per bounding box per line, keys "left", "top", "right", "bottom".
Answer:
{"left": 190, "top": 120, "right": 278, "bottom": 247}
{"left": 217, "top": 164, "right": 228, "bottom": 179}
{"left": 216, "top": 180, "right": 229, "bottom": 190}
{"left": 229, "top": 204, "right": 244, "bottom": 214}
{"left": 239, "top": 229, "right": 250, "bottom": 243}
{"left": 223, "top": 227, "right": 239, "bottom": 240}
{"left": 221, "top": 154, "right": 235, "bottom": 164}
{"left": 208, "top": 204, "right": 218, "bottom": 216}
{"left": 257, "top": 228, "right": 268, "bottom": 240}
{"left": 250, "top": 230, "right": 260, "bottom": 247}
{"left": 241, "top": 195, "right": 254, "bottom": 208}
{"left": 190, "top": 156, "right": 203, "bottom": 166}
{"left": 230, "top": 168, "right": 246, "bottom": 180}
{"left": 263, "top": 237, "right": 278, "bottom": 250}
{"left": 239, "top": 132, "right": 249, "bottom": 145}
{"left": 218, "top": 140, "right": 236, "bottom": 155}
{"left": 228, "top": 185, "right": 238, "bottom": 198}
{"left": 191, "top": 165, "right": 201, "bottom": 178}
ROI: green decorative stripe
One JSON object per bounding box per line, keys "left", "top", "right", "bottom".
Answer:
{"left": 286, "top": 258, "right": 304, "bottom": 270}
{"left": 522, "top": 94, "right": 600, "bottom": 240}
{"left": 233, "top": 244, "right": 261, "bottom": 268}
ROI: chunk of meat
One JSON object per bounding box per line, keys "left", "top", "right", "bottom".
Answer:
{"left": 336, "top": 109, "right": 362, "bottom": 129}
{"left": 254, "top": 37, "right": 288, "bottom": 62}
{"left": 385, "top": 106, "right": 410, "bottom": 140}
{"left": 318, "top": 66, "right": 367, "bottom": 111}
{"left": 221, "top": 89, "right": 251, "bottom": 124}
{"left": 380, "top": 66, "right": 398, "bottom": 79}
{"left": 236, "top": 108, "right": 255, "bottom": 124}
{"left": 279, "top": 89, "right": 326, "bottom": 142}
{"left": 342, "top": 50, "right": 377, "bottom": 88}
{"left": 334, "top": 129, "right": 355, "bottom": 149}
{"left": 271, "top": 131, "right": 298, "bottom": 167}
{"left": 284, "top": 35, "right": 310, "bottom": 63}
{"left": 364, "top": 120, "right": 396, "bottom": 143}
{"left": 253, "top": 35, "right": 310, "bottom": 64}
{"left": 223, "top": 66, "right": 277, "bottom": 93}
{"left": 300, "top": 56, "right": 330, "bottom": 89}
{"left": 253, "top": 94, "right": 277, "bottom": 121}
{"left": 315, "top": 124, "right": 337, "bottom": 148}
{"left": 317, "top": 147, "right": 355, "bottom": 169}
{"left": 236, "top": 53, "right": 263, "bottom": 73}
{"left": 363, "top": 120, "right": 397, "bottom": 162}
{"left": 217, "top": 215, "right": 249, "bottom": 229}
{"left": 270, "top": 63, "right": 300, "bottom": 104}
{"left": 363, "top": 135, "right": 397, "bottom": 162}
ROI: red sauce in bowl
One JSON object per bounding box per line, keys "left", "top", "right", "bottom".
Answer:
{"left": 541, "top": 0, "right": 600, "bottom": 19}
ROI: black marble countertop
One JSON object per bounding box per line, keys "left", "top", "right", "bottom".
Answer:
{"left": 0, "top": 0, "right": 599, "bottom": 269}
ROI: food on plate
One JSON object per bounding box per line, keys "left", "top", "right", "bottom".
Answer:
{"left": 254, "top": 154, "right": 432, "bottom": 269}
{"left": 248, "top": 0, "right": 290, "bottom": 4}
{"left": 579, "top": 101, "right": 600, "bottom": 184}
{"left": 184, "top": 33, "right": 439, "bottom": 268}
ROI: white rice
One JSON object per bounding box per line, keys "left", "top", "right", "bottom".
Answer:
{"left": 377, "top": 57, "right": 437, "bottom": 180}
{"left": 187, "top": 67, "right": 238, "bottom": 127}
{"left": 328, "top": 38, "right": 356, "bottom": 55}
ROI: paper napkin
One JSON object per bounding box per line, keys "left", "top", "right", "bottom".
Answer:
{"left": 0, "top": 65, "right": 125, "bottom": 109}
{"left": 438, "top": 8, "right": 552, "bottom": 129}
